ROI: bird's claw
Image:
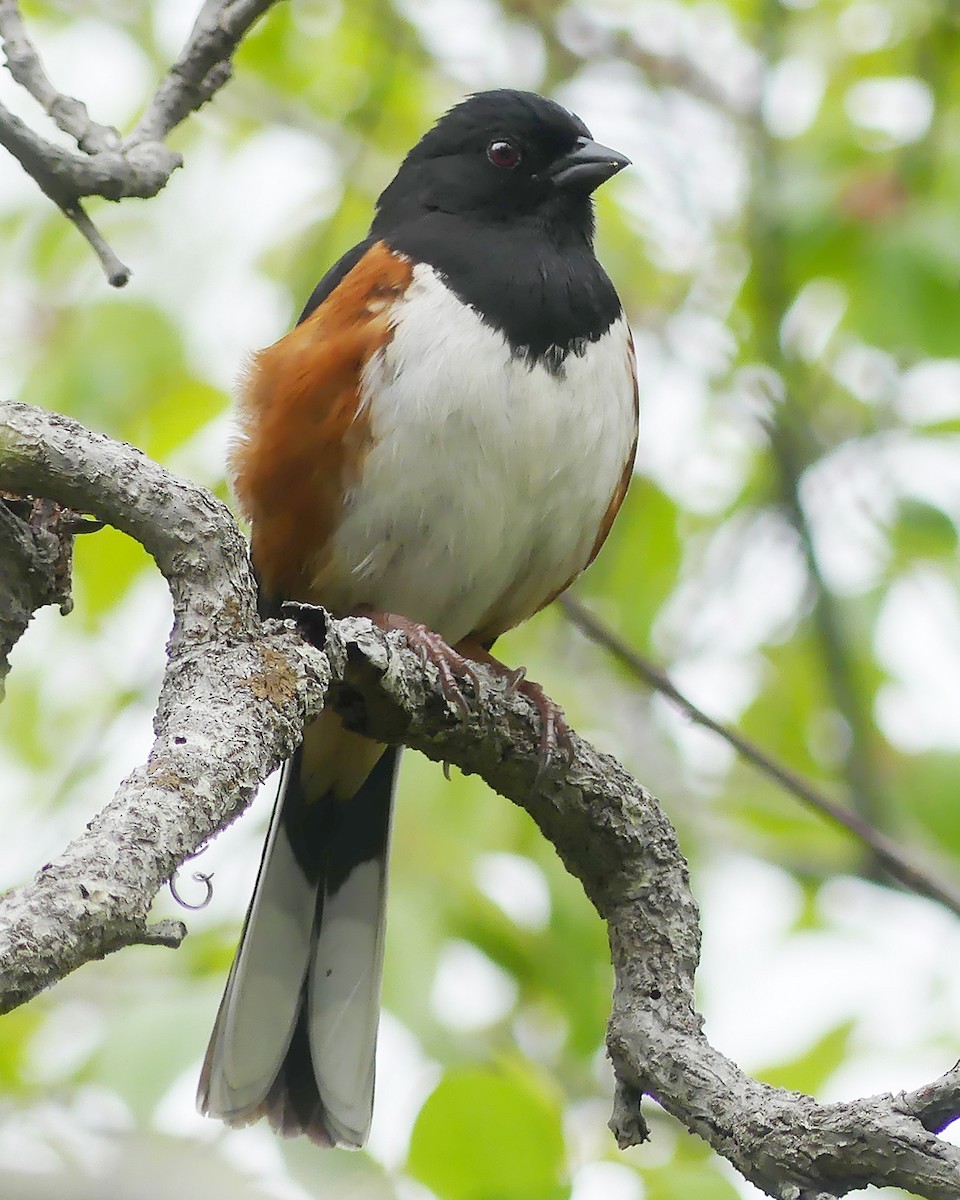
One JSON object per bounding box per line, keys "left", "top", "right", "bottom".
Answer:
{"left": 368, "top": 612, "right": 481, "bottom": 719}
{"left": 514, "top": 676, "right": 575, "bottom": 783}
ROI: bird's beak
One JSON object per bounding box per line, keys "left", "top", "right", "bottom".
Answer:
{"left": 543, "top": 137, "right": 631, "bottom": 191}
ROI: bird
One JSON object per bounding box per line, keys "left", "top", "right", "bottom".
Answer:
{"left": 197, "top": 88, "right": 638, "bottom": 1149}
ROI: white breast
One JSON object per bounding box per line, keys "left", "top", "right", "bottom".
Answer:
{"left": 323, "top": 264, "right": 637, "bottom": 644}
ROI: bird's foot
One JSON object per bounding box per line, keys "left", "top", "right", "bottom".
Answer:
{"left": 459, "top": 645, "right": 574, "bottom": 776}
{"left": 367, "top": 611, "right": 481, "bottom": 719}
{"left": 506, "top": 667, "right": 575, "bottom": 775}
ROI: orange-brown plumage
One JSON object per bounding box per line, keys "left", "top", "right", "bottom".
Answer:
{"left": 230, "top": 242, "right": 412, "bottom": 603}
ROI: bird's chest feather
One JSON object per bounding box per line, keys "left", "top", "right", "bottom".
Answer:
{"left": 322, "top": 265, "right": 637, "bottom": 643}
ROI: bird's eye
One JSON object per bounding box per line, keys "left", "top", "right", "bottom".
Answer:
{"left": 487, "top": 139, "right": 522, "bottom": 169}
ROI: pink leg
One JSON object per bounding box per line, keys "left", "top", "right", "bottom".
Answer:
{"left": 290, "top": 602, "right": 573, "bottom": 773}
{"left": 458, "top": 641, "right": 574, "bottom": 771}
{"left": 366, "top": 611, "right": 482, "bottom": 718}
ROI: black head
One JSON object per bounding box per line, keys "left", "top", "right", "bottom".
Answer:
{"left": 371, "top": 90, "right": 629, "bottom": 241}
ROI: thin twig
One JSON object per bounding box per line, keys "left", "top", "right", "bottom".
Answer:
{"left": 0, "top": 0, "right": 120, "bottom": 153}
{"left": 560, "top": 593, "right": 960, "bottom": 918}
{"left": 59, "top": 199, "right": 130, "bottom": 286}
{"left": 0, "top": 99, "right": 131, "bottom": 282}
{"left": 127, "top": 0, "right": 278, "bottom": 147}
{"left": 0, "top": 0, "right": 280, "bottom": 284}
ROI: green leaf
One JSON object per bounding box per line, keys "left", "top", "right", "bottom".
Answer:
{"left": 407, "top": 1063, "right": 567, "bottom": 1200}
{"left": 888, "top": 498, "right": 958, "bottom": 567}
{"left": 86, "top": 982, "right": 215, "bottom": 1120}
{"left": 892, "top": 752, "right": 960, "bottom": 859}
{"left": 757, "top": 1021, "right": 855, "bottom": 1094}
{"left": 72, "top": 524, "right": 154, "bottom": 623}
{"left": 642, "top": 1162, "right": 742, "bottom": 1200}
{"left": 0, "top": 1004, "right": 44, "bottom": 1091}
{"left": 19, "top": 301, "right": 188, "bottom": 436}
{"left": 130, "top": 379, "right": 227, "bottom": 465}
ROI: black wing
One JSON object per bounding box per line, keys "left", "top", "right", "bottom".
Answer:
{"left": 296, "top": 237, "right": 377, "bottom": 325}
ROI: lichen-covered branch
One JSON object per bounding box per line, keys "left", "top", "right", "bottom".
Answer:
{"left": 0, "top": 400, "right": 327, "bottom": 1005}
{"left": 0, "top": 400, "right": 957, "bottom": 1200}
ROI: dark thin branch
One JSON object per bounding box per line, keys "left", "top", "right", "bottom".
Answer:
{"left": 1, "top": 400, "right": 959, "bottom": 1199}
{"left": 769, "top": 416, "right": 889, "bottom": 831}
{"left": 502, "top": 0, "right": 759, "bottom": 120}
{"left": 614, "top": 28, "right": 758, "bottom": 119}
{"left": 560, "top": 594, "right": 960, "bottom": 918}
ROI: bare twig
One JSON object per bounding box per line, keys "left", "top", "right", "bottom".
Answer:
{"left": 127, "top": 0, "right": 279, "bottom": 147}
{"left": 0, "top": 98, "right": 133, "bottom": 281}
{"left": 0, "top": 0, "right": 280, "bottom": 284}
{"left": 1, "top": 400, "right": 959, "bottom": 1198}
{"left": 0, "top": 0, "right": 120, "bottom": 152}
{"left": 61, "top": 199, "right": 131, "bottom": 285}
{"left": 560, "top": 594, "right": 960, "bottom": 918}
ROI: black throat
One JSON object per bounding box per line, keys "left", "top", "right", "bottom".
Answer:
{"left": 374, "top": 206, "right": 622, "bottom": 376}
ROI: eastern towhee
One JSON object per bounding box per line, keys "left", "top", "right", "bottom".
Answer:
{"left": 198, "top": 89, "right": 637, "bottom": 1148}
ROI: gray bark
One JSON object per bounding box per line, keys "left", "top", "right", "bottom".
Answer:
{"left": 0, "top": 0, "right": 281, "bottom": 283}
{"left": 0, "top": 399, "right": 958, "bottom": 1200}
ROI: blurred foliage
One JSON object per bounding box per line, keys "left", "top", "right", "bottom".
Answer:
{"left": 2, "top": 1, "right": 960, "bottom": 1198}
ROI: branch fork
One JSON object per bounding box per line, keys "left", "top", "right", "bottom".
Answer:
{"left": 0, "top": 0, "right": 279, "bottom": 284}
{"left": 0, "top": 398, "right": 958, "bottom": 1199}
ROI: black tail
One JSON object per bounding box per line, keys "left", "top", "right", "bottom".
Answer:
{"left": 198, "top": 740, "right": 399, "bottom": 1147}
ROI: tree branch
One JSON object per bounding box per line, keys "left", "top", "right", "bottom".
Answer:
{"left": 901, "top": 1062, "right": 960, "bottom": 1135}
{"left": 0, "top": 400, "right": 958, "bottom": 1199}
{"left": 560, "top": 594, "right": 960, "bottom": 918}
{"left": 0, "top": 400, "right": 323, "bottom": 1004}
{"left": 0, "top": 0, "right": 280, "bottom": 285}
{"left": 0, "top": 0, "right": 120, "bottom": 152}
{"left": 0, "top": 497, "right": 64, "bottom": 693}
{"left": 126, "top": 0, "right": 279, "bottom": 147}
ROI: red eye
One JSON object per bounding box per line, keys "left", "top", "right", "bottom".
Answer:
{"left": 487, "top": 139, "right": 521, "bottom": 169}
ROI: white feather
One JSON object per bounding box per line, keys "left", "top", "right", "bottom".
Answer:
{"left": 199, "top": 797, "right": 315, "bottom": 1117}
{"left": 307, "top": 858, "right": 387, "bottom": 1144}
{"left": 317, "top": 264, "right": 637, "bottom": 641}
